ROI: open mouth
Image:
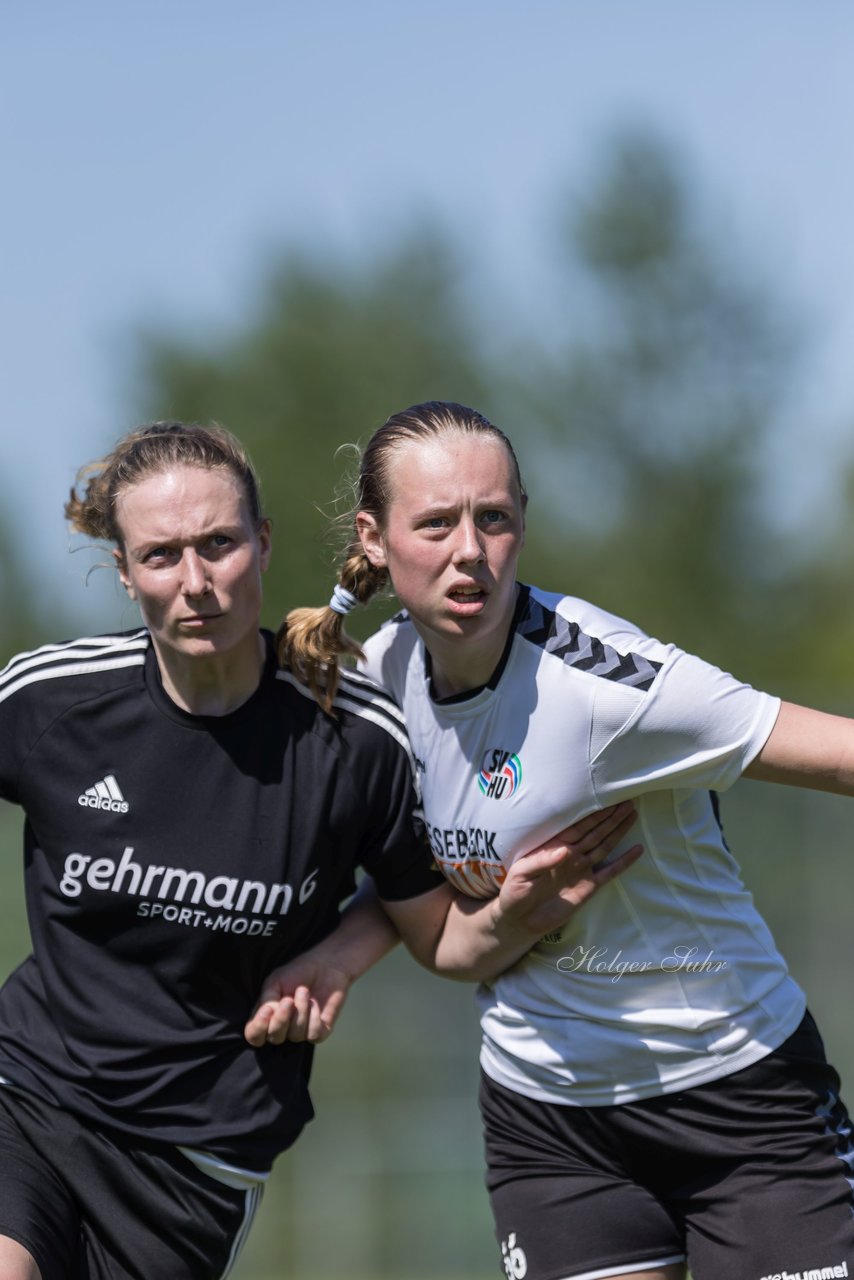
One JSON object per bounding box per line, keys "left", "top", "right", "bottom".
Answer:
{"left": 448, "top": 587, "right": 486, "bottom": 606}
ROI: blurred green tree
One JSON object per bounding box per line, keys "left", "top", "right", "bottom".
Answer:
{"left": 127, "top": 132, "right": 847, "bottom": 708}
{"left": 0, "top": 508, "right": 53, "bottom": 661}
{"left": 131, "top": 234, "right": 495, "bottom": 641}
{"left": 517, "top": 131, "right": 811, "bottom": 694}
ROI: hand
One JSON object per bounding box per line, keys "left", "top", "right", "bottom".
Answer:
{"left": 246, "top": 879, "right": 400, "bottom": 1047}
{"left": 498, "top": 800, "right": 642, "bottom": 939}
{"left": 244, "top": 951, "right": 352, "bottom": 1047}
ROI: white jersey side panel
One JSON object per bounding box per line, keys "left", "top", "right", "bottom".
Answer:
{"left": 360, "top": 586, "right": 805, "bottom": 1106}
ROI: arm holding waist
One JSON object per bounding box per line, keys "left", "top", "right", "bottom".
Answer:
{"left": 246, "top": 802, "right": 641, "bottom": 1045}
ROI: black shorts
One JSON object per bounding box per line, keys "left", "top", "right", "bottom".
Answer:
{"left": 0, "top": 1085, "right": 264, "bottom": 1280}
{"left": 481, "top": 1012, "right": 854, "bottom": 1280}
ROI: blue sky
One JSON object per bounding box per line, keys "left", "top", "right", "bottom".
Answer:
{"left": 2, "top": 1, "right": 853, "bottom": 625}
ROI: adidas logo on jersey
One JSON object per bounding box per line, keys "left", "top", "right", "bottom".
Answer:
{"left": 78, "top": 774, "right": 129, "bottom": 814}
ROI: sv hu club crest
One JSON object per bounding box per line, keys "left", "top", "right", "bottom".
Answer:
{"left": 478, "top": 748, "right": 522, "bottom": 799}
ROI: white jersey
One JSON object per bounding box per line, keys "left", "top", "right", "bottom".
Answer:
{"left": 360, "top": 584, "right": 805, "bottom": 1107}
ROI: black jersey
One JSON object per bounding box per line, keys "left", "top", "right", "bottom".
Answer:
{"left": 0, "top": 629, "right": 440, "bottom": 1169}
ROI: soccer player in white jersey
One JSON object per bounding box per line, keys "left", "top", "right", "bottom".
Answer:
{"left": 0, "top": 419, "right": 636, "bottom": 1280}
{"left": 252, "top": 400, "right": 854, "bottom": 1280}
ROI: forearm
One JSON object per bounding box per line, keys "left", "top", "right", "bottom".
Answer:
{"left": 384, "top": 884, "right": 548, "bottom": 984}
{"left": 429, "top": 892, "right": 541, "bottom": 982}
{"left": 248, "top": 809, "right": 643, "bottom": 1045}
{"left": 385, "top": 803, "right": 643, "bottom": 983}
{"left": 326, "top": 876, "right": 402, "bottom": 980}
{"left": 744, "top": 701, "right": 854, "bottom": 794}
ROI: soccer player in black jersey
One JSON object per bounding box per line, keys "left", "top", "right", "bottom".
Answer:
{"left": 0, "top": 419, "right": 638, "bottom": 1280}
{"left": 261, "top": 400, "right": 854, "bottom": 1280}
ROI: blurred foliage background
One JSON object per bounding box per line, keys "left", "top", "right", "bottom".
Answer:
{"left": 3, "top": 133, "right": 854, "bottom": 1278}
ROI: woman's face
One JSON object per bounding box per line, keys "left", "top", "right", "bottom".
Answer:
{"left": 358, "top": 432, "right": 525, "bottom": 675}
{"left": 114, "top": 464, "right": 271, "bottom": 668}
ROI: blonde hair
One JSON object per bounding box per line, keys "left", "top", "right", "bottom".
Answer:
{"left": 279, "top": 401, "right": 526, "bottom": 711}
{"left": 65, "top": 420, "right": 263, "bottom": 548}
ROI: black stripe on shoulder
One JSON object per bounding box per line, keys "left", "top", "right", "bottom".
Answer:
{"left": 380, "top": 608, "right": 410, "bottom": 630}
{"left": 0, "top": 631, "right": 149, "bottom": 704}
{"left": 276, "top": 668, "right": 416, "bottom": 774}
{"left": 518, "top": 597, "right": 662, "bottom": 692}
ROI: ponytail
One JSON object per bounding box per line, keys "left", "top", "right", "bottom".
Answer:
{"left": 277, "top": 540, "right": 388, "bottom": 713}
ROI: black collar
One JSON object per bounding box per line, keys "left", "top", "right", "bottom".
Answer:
{"left": 426, "top": 584, "right": 530, "bottom": 704}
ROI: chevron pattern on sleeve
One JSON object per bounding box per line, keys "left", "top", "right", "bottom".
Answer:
{"left": 518, "top": 596, "right": 662, "bottom": 691}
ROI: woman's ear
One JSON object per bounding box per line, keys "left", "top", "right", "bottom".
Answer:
{"left": 113, "top": 548, "right": 136, "bottom": 600}
{"left": 355, "top": 512, "right": 387, "bottom": 568}
{"left": 256, "top": 517, "right": 273, "bottom": 574}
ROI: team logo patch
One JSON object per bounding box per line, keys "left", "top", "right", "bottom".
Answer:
{"left": 478, "top": 748, "right": 522, "bottom": 799}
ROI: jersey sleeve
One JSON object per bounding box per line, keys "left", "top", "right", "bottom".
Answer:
{"left": 335, "top": 662, "right": 442, "bottom": 902}
{"left": 355, "top": 626, "right": 442, "bottom": 898}
{"left": 0, "top": 648, "right": 40, "bottom": 804}
{"left": 355, "top": 728, "right": 443, "bottom": 902}
{"left": 0, "top": 632, "right": 149, "bottom": 807}
{"left": 589, "top": 646, "right": 781, "bottom": 804}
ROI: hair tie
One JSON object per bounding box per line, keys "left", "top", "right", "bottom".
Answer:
{"left": 328, "top": 583, "right": 359, "bottom": 616}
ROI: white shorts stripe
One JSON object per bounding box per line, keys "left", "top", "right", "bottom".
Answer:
{"left": 218, "top": 1183, "right": 264, "bottom": 1279}
{"left": 556, "top": 1254, "right": 685, "bottom": 1280}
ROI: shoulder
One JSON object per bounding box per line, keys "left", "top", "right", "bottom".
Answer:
{"left": 273, "top": 664, "right": 415, "bottom": 773}
{"left": 362, "top": 609, "right": 416, "bottom": 656}
{"left": 0, "top": 629, "right": 150, "bottom": 712}
{"left": 360, "top": 612, "right": 420, "bottom": 694}
{"left": 517, "top": 585, "right": 668, "bottom": 692}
